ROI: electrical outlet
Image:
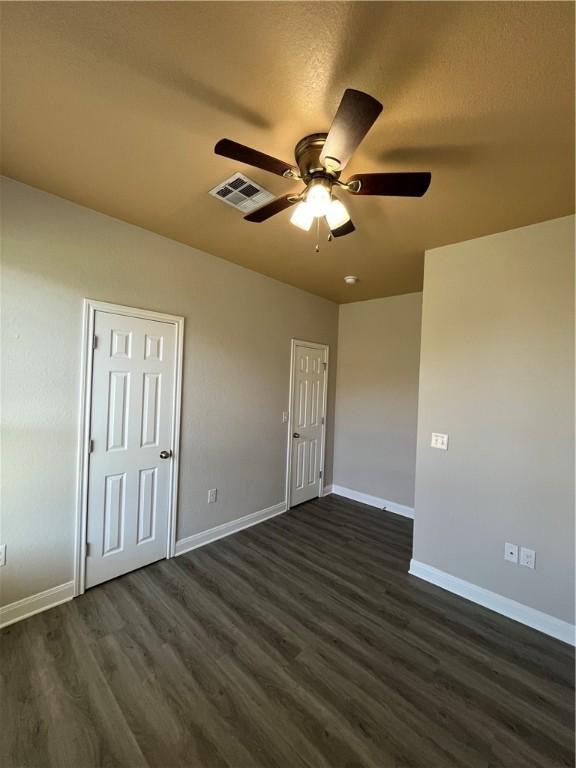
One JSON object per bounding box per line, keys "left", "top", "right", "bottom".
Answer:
{"left": 282, "top": 411, "right": 288, "bottom": 424}
{"left": 208, "top": 488, "right": 217, "bottom": 504}
{"left": 504, "top": 542, "right": 518, "bottom": 563}
{"left": 431, "top": 433, "right": 449, "bottom": 450}
{"left": 0, "top": 544, "right": 6, "bottom": 567}
{"left": 520, "top": 547, "right": 536, "bottom": 569}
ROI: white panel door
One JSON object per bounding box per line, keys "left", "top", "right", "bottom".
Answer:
{"left": 86, "top": 310, "right": 177, "bottom": 588}
{"left": 290, "top": 342, "right": 328, "bottom": 507}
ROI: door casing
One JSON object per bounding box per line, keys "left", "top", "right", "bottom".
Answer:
{"left": 74, "top": 299, "right": 184, "bottom": 596}
{"left": 285, "top": 339, "right": 329, "bottom": 509}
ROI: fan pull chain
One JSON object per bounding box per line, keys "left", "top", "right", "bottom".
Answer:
{"left": 325, "top": 215, "right": 332, "bottom": 243}
{"left": 315, "top": 217, "right": 320, "bottom": 253}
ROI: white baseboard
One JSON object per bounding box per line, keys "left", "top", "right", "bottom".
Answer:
{"left": 0, "top": 581, "right": 75, "bottom": 629}
{"left": 175, "top": 501, "right": 287, "bottom": 557}
{"left": 329, "top": 484, "right": 414, "bottom": 519}
{"left": 409, "top": 559, "right": 575, "bottom": 646}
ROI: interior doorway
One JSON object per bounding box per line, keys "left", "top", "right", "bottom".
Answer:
{"left": 75, "top": 300, "right": 184, "bottom": 593}
{"left": 286, "top": 339, "right": 329, "bottom": 508}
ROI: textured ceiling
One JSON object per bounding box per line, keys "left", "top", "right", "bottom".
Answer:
{"left": 1, "top": 2, "right": 574, "bottom": 303}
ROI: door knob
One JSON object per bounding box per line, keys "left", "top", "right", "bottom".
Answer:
{"left": 293, "top": 433, "right": 300, "bottom": 439}
{"left": 159, "top": 450, "right": 172, "bottom": 459}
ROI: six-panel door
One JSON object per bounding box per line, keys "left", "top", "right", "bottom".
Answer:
{"left": 290, "top": 343, "right": 327, "bottom": 507}
{"left": 85, "top": 311, "right": 176, "bottom": 588}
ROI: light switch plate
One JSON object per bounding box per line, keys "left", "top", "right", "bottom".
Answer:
{"left": 520, "top": 547, "right": 536, "bottom": 569}
{"left": 504, "top": 542, "right": 518, "bottom": 563}
{"left": 431, "top": 433, "right": 449, "bottom": 450}
{"left": 208, "top": 489, "right": 217, "bottom": 504}
{"left": 282, "top": 411, "right": 288, "bottom": 424}
{"left": 0, "top": 544, "right": 5, "bottom": 567}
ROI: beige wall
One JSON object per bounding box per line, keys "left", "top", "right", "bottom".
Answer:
{"left": 333, "top": 293, "right": 422, "bottom": 508}
{"left": 413, "top": 216, "right": 575, "bottom": 624}
{"left": 0, "top": 178, "right": 338, "bottom": 606}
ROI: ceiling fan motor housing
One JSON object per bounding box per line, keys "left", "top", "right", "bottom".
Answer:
{"left": 294, "top": 133, "right": 341, "bottom": 183}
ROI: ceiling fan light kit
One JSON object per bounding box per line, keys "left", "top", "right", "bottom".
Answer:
{"left": 290, "top": 201, "right": 314, "bottom": 232}
{"left": 305, "top": 178, "right": 332, "bottom": 218}
{"left": 214, "top": 88, "right": 432, "bottom": 243}
{"left": 326, "top": 199, "right": 351, "bottom": 230}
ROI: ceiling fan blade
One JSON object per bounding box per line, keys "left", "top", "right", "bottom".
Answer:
{"left": 244, "top": 193, "right": 298, "bottom": 223}
{"left": 320, "top": 89, "right": 383, "bottom": 172}
{"left": 330, "top": 219, "right": 355, "bottom": 238}
{"left": 347, "top": 172, "right": 431, "bottom": 197}
{"left": 215, "top": 139, "right": 298, "bottom": 178}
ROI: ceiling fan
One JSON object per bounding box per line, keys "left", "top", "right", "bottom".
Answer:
{"left": 214, "top": 88, "right": 431, "bottom": 239}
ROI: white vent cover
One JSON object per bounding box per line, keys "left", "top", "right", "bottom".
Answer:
{"left": 209, "top": 172, "right": 275, "bottom": 213}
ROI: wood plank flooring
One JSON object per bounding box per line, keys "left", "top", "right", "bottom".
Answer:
{"left": 1, "top": 494, "right": 574, "bottom": 767}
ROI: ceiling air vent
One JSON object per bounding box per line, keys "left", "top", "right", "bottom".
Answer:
{"left": 209, "top": 173, "right": 275, "bottom": 213}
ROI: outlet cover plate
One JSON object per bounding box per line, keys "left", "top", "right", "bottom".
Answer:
{"left": 520, "top": 547, "right": 536, "bottom": 569}
{"left": 431, "top": 432, "right": 449, "bottom": 450}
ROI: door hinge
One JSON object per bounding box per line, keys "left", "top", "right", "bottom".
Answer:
{"left": 92, "top": 334, "right": 98, "bottom": 350}
{"left": 321, "top": 416, "right": 325, "bottom": 425}
{"left": 89, "top": 439, "right": 94, "bottom": 453}
{"left": 322, "top": 361, "right": 327, "bottom": 370}
{"left": 319, "top": 470, "right": 323, "bottom": 479}
{"left": 85, "top": 542, "right": 91, "bottom": 557}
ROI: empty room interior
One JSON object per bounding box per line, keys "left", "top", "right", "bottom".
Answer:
{"left": 1, "top": 2, "right": 575, "bottom": 767}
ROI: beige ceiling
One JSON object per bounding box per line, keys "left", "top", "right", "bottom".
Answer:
{"left": 1, "top": 2, "right": 574, "bottom": 303}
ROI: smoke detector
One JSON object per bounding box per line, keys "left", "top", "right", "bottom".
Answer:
{"left": 344, "top": 275, "right": 359, "bottom": 285}
{"left": 209, "top": 172, "right": 274, "bottom": 213}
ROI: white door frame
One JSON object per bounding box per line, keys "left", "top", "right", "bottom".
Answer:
{"left": 285, "top": 339, "right": 329, "bottom": 509}
{"left": 74, "top": 299, "right": 184, "bottom": 596}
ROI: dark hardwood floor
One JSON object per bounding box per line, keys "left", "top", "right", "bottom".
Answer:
{"left": 1, "top": 494, "right": 574, "bottom": 768}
